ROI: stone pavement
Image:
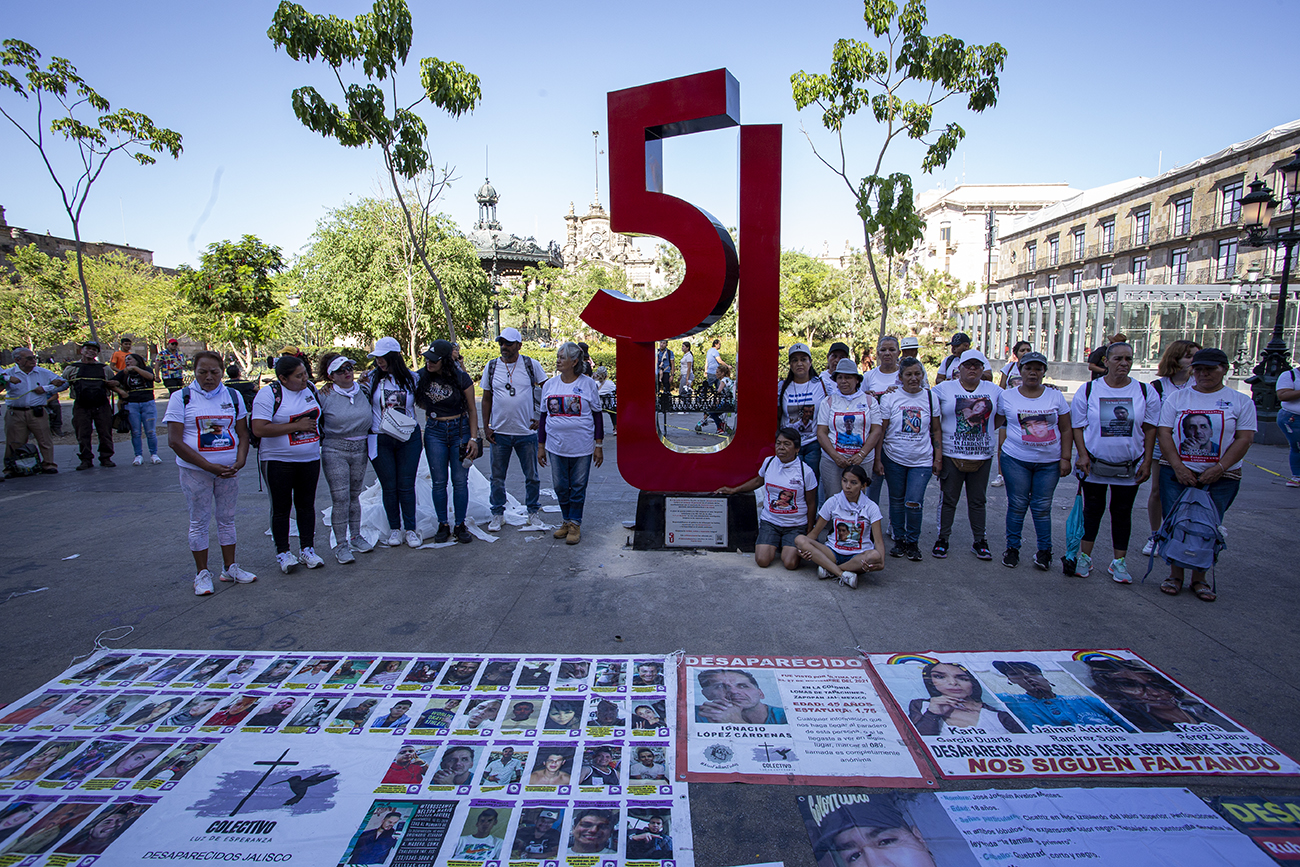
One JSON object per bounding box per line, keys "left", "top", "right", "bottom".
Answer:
{"left": 1, "top": 420, "right": 1298, "bottom": 866}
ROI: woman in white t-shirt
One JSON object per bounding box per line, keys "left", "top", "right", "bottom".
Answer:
{"left": 538, "top": 342, "right": 603, "bottom": 545}
{"left": 714, "top": 428, "right": 816, "bottom": 570}
{"left": 1278, "top": 364, "right": 1300, "bottom": 487}
{"left": 1156, "top": 347, "right": 1257, "bottom": 601}
{"left": 794, "top": 465, "right": 884, "bottom": 588}
{"left": 873, "top": 358, "right": 936, "bottom": 561}
{"left": 1144, "top": 339, "right": 1200, "bottom": 550}
{"left": 816, "top": 359, "right": 882, "bottom": 506}
{"left": 777, "top": 343, "right": 830, "bottom": 482}
{"left": 366, "top": 337, "right": 422, "bottom": 549}
{"left": 1069, "top": 341, "right": 1159, "bottom": 585}
{"left": 252, "top": 355, "right": 325, "bottom": 575}
{"left": 163, "top": 350, "right": 254, "bottom": 596}
{"left": 998, "top": 341, "right": 1032, "bottom": 389}
{"left": 994, "top": 352, "right": 1072, "bottom": 570}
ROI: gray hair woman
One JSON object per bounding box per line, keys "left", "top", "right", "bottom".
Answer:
{"left": 538, "top": 342, "right": 604, "bottom": 545}
{"left": 316, "top": 352, "right": 374, "bottom": 564}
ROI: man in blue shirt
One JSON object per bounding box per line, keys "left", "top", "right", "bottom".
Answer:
{"left": 694, "top": 669, "right": 787, "bottom": 725}
{"left": 990, "top": 661, "right": 1134, "bottom": 732}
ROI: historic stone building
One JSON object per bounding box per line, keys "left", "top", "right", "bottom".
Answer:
{"left": 561, "top": 195, "right": 663, "bottom": 295}
{"left": 0, "top": 204, "right": 155, "bottom": 275}
{"left": 466, "top": 179, "right": 564, "bottom": 337}
{"left": 955, "top": 119, "right": 1300, "bottom": 369}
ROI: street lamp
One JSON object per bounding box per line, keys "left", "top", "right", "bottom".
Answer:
{"left": 1241, "top": 149, "right": 1300, "bottom": 425}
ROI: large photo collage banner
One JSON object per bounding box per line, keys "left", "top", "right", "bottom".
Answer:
{"left": 0, "top": 651, "right": 691, "bottom": 867}
{"left": 869, "top": 650, "right": 1300, "bottom": 780}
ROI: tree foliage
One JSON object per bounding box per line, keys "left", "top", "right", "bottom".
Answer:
{"left": 0, "top": 39, "right": 182, "bottom": 346}
{"left": 294, "top": 197, "right": 489, "bottom": 355}
{"left": 791, "top": 0, "right": 1004, "bottom": 337}
{"left": 514, "top": 262, "right": 628, "bottom": 342}
{"left": 177, "top": 236, "right": 285, "bottom": 371}
{"left": 268, "top": 0, "right": 481, "bottom": 341}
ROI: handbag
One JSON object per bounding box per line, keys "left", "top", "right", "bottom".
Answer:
{"left": 949, "top": 457, "right": 987, "bottom": 474}
{"left": 380, "top": 407, "right": 417, "bottom": 442}
{"left": 114, "top": 406, "right": 131, "bottom": 434}
{"left": 1090, "top": 456, "right": 1137, "bottom": 479}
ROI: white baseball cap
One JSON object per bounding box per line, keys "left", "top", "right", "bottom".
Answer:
{"left": 368, "top": 336, "right": 401, "bottom": 357}
{"left": 497, "top": 327, "right": 523, "bottom": 343}
{"left": 326, "top": 355, "right": 354, "bottom": 375}
{"left": 957, "top": 348, "right": 989, "bottom": 368}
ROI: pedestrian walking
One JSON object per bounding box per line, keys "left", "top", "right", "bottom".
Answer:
{"left": 251, "top": 355, "right": 325, "bottom": 574}
{"left": 678, "top": 341, "right": 694, "bottom": 396}
{"left": 367, "top": 337, "right": 422, "bottom": 549}
{"left": 1143, "top": 339, "right": 1201, "bottom": 551}
{"left": 994, "top": 352, "right": 1072, "bottom": 570}
{"left": 416, "top": 339, "right": 481, "bottom": 545}
{"left": 481, "top": 327, "right": 548, "bottom": 533}
{"left": 595, "top": 366, "right": 617, "bottom": 435}
{"left": 930, "top": 349, "right": 1003, "bottom": 560}
{"left": 163, "top": 350, "right": 255, "bottom": 595}
{"left": 115, "top": 353, "right": 161, "bottom": 466}
{"left": 1069, "top": 341, "right": 1158, "bottom": 584}
{"left": 64, "top": 340, "right": 127, "bottom": 470}
{"left": 317, "top": 353, "right": 374, "bottom": 564}
{"left": 1156, "top": 347, "right": 1256, "bottom": 601}
{"left": 157, "top": 339, "right": 187, "bottom": 394}
{"left": 538, "top": 342, "right": 603, "bottom": 545}
{"left": 2, "top": 348, "right": 64, "bottom": 475}
{"left": 1278, "top": 364, "right": 1300, "bottom": 488}
{"left": 874, "top": 357, "right": 937, "bottom": 561}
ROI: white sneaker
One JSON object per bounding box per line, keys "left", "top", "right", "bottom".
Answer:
{"left": 1141, "top": 538, "right": 1155, "bottom": 556}
{"left": 386, "top": 529, "right": 403, "bottom": 547}
{"left": 839, "top": 571, "right": 859, "bottom": 589}
{"left": 298, "top": 547, "right": 325, "bottom": 569}
{"left": 524, "top": 513, "right": 548, "bottom": 531}
{"left": 334, "top": 543, "right": 355, "bottom": 564}
{"left": 150, "top": 454, "right": 162, "bottom": 464}
{"left": 351, "top": 535, "right": 375, "bottom": 553}
{"left": 405, "top": 530, "right": 422, "bottom": 548}
{"left": 1108, "top": 558, "right": 1133, "bottom": 584}
{"left": 1075, "top": 553, "right": 1092, "bottom": 578}
{"left": 220, "top": 563, "right": 257, "bottom": 584}
{"left": 277, "top": 552, "right": 298, "bottom": 574}
{"left": 817, "top": 566, "right": 831, "bottom": 579}
{"left": 193, "top": 569, "right": 214, "bottom": 596}
{"left": 488, "top": 515, "right": 503, "bottom": 532}
{"left": 991, "top": 474, "right": 1005, "bottom": 487}
{"left": 132, "top": 455, "right": 143, "bottom": 466}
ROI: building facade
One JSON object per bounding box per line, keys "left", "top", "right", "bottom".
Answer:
{"left": 0, "top": 204, "right": 155, "bottom": 274}
{"left": 960, "top": 120, "right": 1300, "bottom": 369}
{"left": 561, "top": 197, "right": 663, "bottom": 295}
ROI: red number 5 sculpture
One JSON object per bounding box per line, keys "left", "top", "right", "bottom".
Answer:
{"left": 582, "top": 69, "right": 780, "bottom": 491}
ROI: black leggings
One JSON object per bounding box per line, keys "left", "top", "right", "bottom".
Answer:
{"left": 1081, "top": 481, "right": 1139, "bottom": 551}
{"left": 266, "top": 459, "right": 320, "bottom": 553}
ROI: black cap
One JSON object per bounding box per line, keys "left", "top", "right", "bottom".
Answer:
{"left": 829, "top": 341, "right": 852, "bottom": 356}
{"left": 1018, "top": 351, "right": 1048, "bottom": 368}
{"left": 814, "top": 799, "right": 908, "bottom": 856}
{"left": 81, "top": 340, "right": 100, "bottom": 349}
{"left": 422, "top": 339, "right": 455, "bottom": 362}
{"left": 1191, "top": 348, "right": 1229, "bottom": 367}
{"left": 950, "top": 332, "right": 971, "bottom": 347}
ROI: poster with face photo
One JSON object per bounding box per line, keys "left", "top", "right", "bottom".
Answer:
{"left": 832, "top": 410, "right": 867, "bottom": 455}
{"left": 1099, "top": 397, "right": 1134, "bottom": 437}
{"left": 195, "top": 415, "right": 235, "bottom": 451}
{"left": 1017, "top": 411, "right": 1058, "bottom": 445}
{"left": 1176, "top": 408, "right": 1225, "bottom": 464}
{"left": 955, "top": 395, "right": 993, "bottom": 437}
{"left": 765, "top": 483, "right": 798, "bottom": 517}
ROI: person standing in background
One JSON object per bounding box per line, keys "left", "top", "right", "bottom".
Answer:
{"left": 115, "top": 353, "right": 161, "bottom": 466}
{"left": 157, "top": 339, "right": 187, "bottom": 395}
{"left": 3, "top": 348, "right": 64, "bottom": 475}
{"left": 64, "top": 340, "right": 127, "bottom": 470}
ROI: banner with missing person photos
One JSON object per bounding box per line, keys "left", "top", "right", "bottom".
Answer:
{"left": 677, "top": 655, "right": 934, "bottom": 786}
{"left": 0, "top": 650, "right": 692, "bottom": 867}
{"left": 868, "top": 649, "right": 1300, "bottom": 780}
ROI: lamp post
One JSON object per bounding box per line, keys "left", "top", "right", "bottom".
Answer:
{"left": 1240, "top": 149, "right": 1300, "bottom": 427}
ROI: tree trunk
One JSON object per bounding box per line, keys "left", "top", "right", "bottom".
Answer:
{"left": 384, "top": 152, "right": 457, "bottom": 342}
{"left": 70, "top": 225, "right": 100, "bottom": 349}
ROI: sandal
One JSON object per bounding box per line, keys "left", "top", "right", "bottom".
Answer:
{"left": 1191, "top": 582, "right": 1216, "bottom": 602}
{"left": 1160, "top": 578, "right": 1182, "bottom": 596}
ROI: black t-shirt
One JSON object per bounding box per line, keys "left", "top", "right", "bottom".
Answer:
{"left": 115, "top": 369, "right": 156, "bottom": 403}
{"left": 416, "top": 368, "right": 473, "bottom": 417}
{"left": 66, "top": 362, "right": 113, "bottom": 407}
{"left": 1087, "top": 345, "right": 1108, "bottom": 379}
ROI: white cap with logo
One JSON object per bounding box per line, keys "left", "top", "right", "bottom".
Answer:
{"left": 368, "top": 336, "right": 402, "bottom": 357}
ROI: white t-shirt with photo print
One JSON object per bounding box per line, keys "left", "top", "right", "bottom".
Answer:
{"left": 252, "top": 383, "right": 322, "bottom": 462}
{"left": 879, "top": 388, "right": 936, "bottom": 467}
{"left": 815, "top": 391, "right": 881, "bottom": 459}
{"left": 777, "top": 377, "right": 830, "bottom": 445}
{"left": 163, "top": 384, "right": 248, "bottom": 471}
{"left": 1070, "top": 378, "right": 1159, "bottom": 485}
{"left": 817, "top": 492, "right": 883, "bottom": 557}
{"left": 932, "top": 380, "right": 1003, "bottom": 460}
{"left": 1158, "top": 385, "right": 1257, "bottom": 472}
{"left": 758, "top": 455, "right": 817, "bottom": 528}
{"left": 540, "top": 375, "right": 601, "bottom": 458}
{"left": 998, "top": 387, "right": 1071, "bottom": 464}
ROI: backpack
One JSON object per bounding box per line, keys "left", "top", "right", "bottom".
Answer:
{"left": 5, "top": 443, "right": 41, "bottom": 476}
{"left": 487, "top": 355, "right": 543, "bottom": 422}
{"left": 1143, "top": 486, "right": 1226, "bottom": 581}
{"left": 66, "top": 362, "right": 111, "bottom": 408}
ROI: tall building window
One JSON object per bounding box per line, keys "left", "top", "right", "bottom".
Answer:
{"left": 1220, "top": 181, "right": 1243, "bottom": 225}
{"left": 1027, "top": 278, "right": 1036, "bottom": 293}
{"left": 1099, "top": 263, "right": 1114, "bottom": 285}
{"left": 1027, "top": 242, "right": 1037, "bottom": 269}
{"left": 1071, "top": 269, "right": 1083, "bottom": 289}
{"left": 1215, "top": 239, "right": 1238, "bottom": 281}
{"left": 1171, "top": 247, "right": 1189, "bottom": 283}
{"left": 939, "top": 222, "right": 951, "bottom": 242}
{"left": 1047, "top": 274, "right": 1058, "bottom": 290}
{"left": 1100, "top": 218, "right": 1115, "bottom": 253}
{"left": 1048, "top": 236, "right": 1059, "bottom": 266}
{"left": 1173, "top": 195, "right": 1193, "bottom": 234}
{"left": 1132, "top": 256, "right": 1148, "bottom": 285}
{"left": 1072, "top": 227, "right": 1085, "bottom": 258}
{"left": 1132, "top": 207, "right": 1150, "bottom": 245}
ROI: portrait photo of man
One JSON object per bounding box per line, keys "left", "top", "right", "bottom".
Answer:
{"left": 812, "top": 796, "right": 939, "bottom": 867}
{"left": 568, "top": 808, "right": 618, "bottom": 855}
{"left": 430, "top": 745, "right": 476, "bottom": 786}
{"left": 632, "top": 661, "right": 665, "bottom": 687}
{"left": 988, "top": 661, "right": 1135, "bottom": 732}
{"left": 694, "top": 669, "right": 788, "bottom": 724}
{"left": 512, "top": 808, "right": 562, "bottom": 859}
{"left": 1178, "top": 411, "right": 1220, "bottom": 458}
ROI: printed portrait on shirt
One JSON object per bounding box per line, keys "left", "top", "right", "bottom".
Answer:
{"left": 287, "top": 407, "right": 320, "bottom": 445}
{"left": 1176, "top": 409, "right": 1224, "bottom": 461}
{"left": 382, "top": 387, "right": 408, "bottom": 413}
{"left": 547, "top": 394, "right": 583, "bottom": 416}
{"left": 833, "top": 518, "right": 865, "bottom": 551}
{"left": 1018, "top": 411, "right": 1058, "bottom": 445}
{"left": 955, "top": 395, "right": 993, "bottom": 437}
{"left": 1099, "top": 397, "right": 1134, "bottom": 438}
{"left": 787, "top": 404, "right": 817, "bottom": 436}
{"left": 766, "top": 484, "right": 798, "bottom": 516}
{"left": 196, "top": 415, "right": 235, "bottom": 451}
{"left": 833, "top": 410, "right": 867, "bottom": 453}
{"left": 900, "top": 406, "right": 923, "bottom": 435}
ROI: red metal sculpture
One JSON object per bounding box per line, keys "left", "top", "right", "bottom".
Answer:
{"left": 582, "top": 69, "right": 780, "bottom": 491}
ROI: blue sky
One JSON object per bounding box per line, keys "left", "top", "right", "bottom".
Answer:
{"left": 3, "top": 0, "right": 1295, "bottom": 269}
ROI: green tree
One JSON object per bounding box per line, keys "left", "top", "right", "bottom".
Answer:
{"left": 780, "top": 251, "right": 847, "bottom": 345}
{"left": 296, "top": 197, "right": 488, "bottom": 355}
{"left": 0, "top": 247, "right": 85, "bottom": 350}
{"left": 791, "top": 0, "right": 1005, "bottom": 337}
{"left": 268, "top": 0, "right": 481, "bottom": 342}
{"left": 515, "top": 261, "right": 628, "bottom": 342}
{"left": 0, "top": 39, "right": 182, "bottom": 346}
{"left": 177, "top": 236, "right": 285, "bottom": 372}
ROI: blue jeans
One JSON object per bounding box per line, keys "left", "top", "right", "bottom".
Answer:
{"left": 799, "top": 439, "right": 821, "bottom": 491}
{"left": 490, "top": 433, "right": 540, "bottom": 515}
{"left": 881, "top": 454, "right": 931, "bottom": 544}
{"left": 1158, "top": 464, "right": 1240, "bottom": 523}
{"left": 126, "top": 400, "right": 157, "bottom": 458}
{"left": 549, "top": 453, "right": 592, "bottom": 525}
{"left": 424, "top": 417, "right": 470, "bottom": 526}
{"left": 372, "top": 430, "right": 421, "bottom": 531}
{"left": 1279, "top": 408, "right": 1300, "bottom": 477}
{"left": 1000, "top": 450, "right": 1061, "bottom": 551}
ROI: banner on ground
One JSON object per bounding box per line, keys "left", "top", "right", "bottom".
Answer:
{"left": 677, "top": 655, "right": 933, "bottom": 786}
{"left": 798, "top": 787, "right": 1277, "bottom": 866}
{"left": 1208, "top": 795, "right": 1300, "bottom": 864}
{"left": 0, "top": 650, "right": 691, "bottom": 867}
{"left": 869, "top": 649, "right": 1299, "bottom": 780}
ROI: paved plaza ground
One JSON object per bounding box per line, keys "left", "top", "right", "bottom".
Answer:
{"left": 2, "top": 407, "right": 1299, "bottom": 865}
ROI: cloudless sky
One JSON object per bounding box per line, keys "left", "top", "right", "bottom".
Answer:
{"left": 3, "top": 0, "right": 1296, "bottom": 269}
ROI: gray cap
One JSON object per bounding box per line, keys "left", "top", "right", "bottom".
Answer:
{"left": 833, "top": 358, "right": 863, "bottom": 381}
{"left": 787, "top": 342, "right": 812, "bottom": 358}
{"left": 1018, "top": 351, "right": 1048, "bottom": 368}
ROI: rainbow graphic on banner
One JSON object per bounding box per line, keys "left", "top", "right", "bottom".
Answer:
{"left": 884, "top": 654, "right": 940, "bottom": 666}
{"left": 1071, "top": 650, "right": 1128, "bottom": 663}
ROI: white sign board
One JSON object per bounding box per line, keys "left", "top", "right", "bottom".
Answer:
{"left": 664, "top": 498, "right": 727, "bottom": 548}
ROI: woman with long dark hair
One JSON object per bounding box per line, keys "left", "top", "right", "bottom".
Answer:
{"left": 367, "top": 337, "right": 422, "bottom": 548}
{"left": 777, "top": 342, "right": 828, "bottom": 480}
{"left": 416, "top": 339, "right": 481, "bottom": 544}
{"left": 906, "top": 662, "right": 1023, "bottom": 735}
